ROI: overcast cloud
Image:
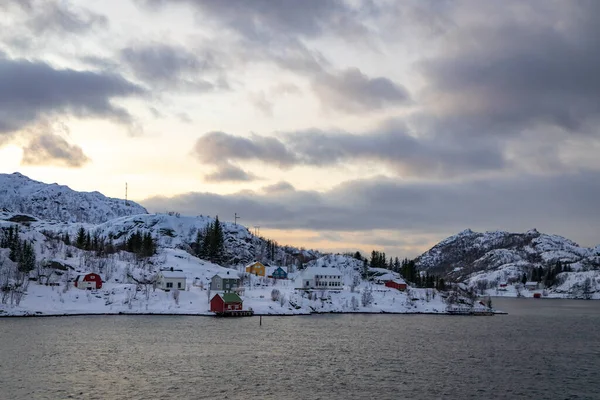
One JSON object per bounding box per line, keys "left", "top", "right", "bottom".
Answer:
{"left": 1, "top": 0, "right": 599, "bottom": 256}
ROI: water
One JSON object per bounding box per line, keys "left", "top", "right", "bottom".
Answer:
{"left": 1, "top": 298, "right": 599, "bottom": 400}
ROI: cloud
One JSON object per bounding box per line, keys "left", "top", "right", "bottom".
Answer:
{"left": 21, "top": 133, "right": 90, "bottom": 168}
{"left": 141, "top": 0, "right": 371, "bottom": 41}
{"left": 248, "top": 91, "right": 273, "bottom": 117}
{"left": 416, "top": 0, "right": 600, "bottom": 138}
{"left": 0, "top": 54, "right": 143, "bottom": 138}
{"left": 191, "top": 121, "right": 505, "bottom": 179}
{"left": 143, "top": 170, "right": 600, "bottom": 250}
{"left": 120, "top": 43, "right": 220, "bottom": 92}
{"left": 204, "top": 164, "right": 259, "bottom": 182}
{"left": 25, "top": 1, "right": 108, "bottom": 36}
{"left": 193, "top": 131, "right": 298, "bottom": 168}
{"left": 312, "top": 68, "right": 411, "bottom": 112}
{"left": 262, "top": 181, "right": 295, "bottom": 193}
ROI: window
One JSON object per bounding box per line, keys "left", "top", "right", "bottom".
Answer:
{"left": 226, "top": 284, "right": 230, "bottom": 289}
{"left": 177, "top": 282, "right": 182, "bottom": 289}
{"left": 166, "top": 282, "right": 173, "bottom": 288}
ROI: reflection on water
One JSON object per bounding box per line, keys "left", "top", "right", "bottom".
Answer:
{"left": 1, "top": 298, "right": 599, "bottom": 400}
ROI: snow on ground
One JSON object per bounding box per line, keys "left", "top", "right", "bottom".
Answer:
{"left": 0, "top": 247, "right": 449, "bottom": 316}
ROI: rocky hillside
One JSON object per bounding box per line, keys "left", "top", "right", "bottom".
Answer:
{"left": 0, "top": 173, "right": 147, "bottom": 224}
{"left": 416, "top": 228, "right": 600, "bottom": 283}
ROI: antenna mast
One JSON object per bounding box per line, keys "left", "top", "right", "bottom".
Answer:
{"left": 125, "top": 182, "right": 128, "bottom": 205}
{"left": 234, "top": 212, "right": 240, "bottom": 225}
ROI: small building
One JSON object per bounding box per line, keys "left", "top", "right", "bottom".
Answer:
{"left": 158, "top": 270, "right": 186, "bottom": 291}
{"left": 271, "top": 266, "right": 288, "bottom": 280}
{"left": 210, "top": 271, "right": 240, "bottom": 291}
{"left": 74, "top": 273, "right": 102, "bottom": 290}
{"left": 525, "top": 281, "right": 538, "bottom": 290}
{"left": 245, "top": 261, "right": 266, "bottom": 277}
{"left": 533, "top": 292, "right": 542, "bottom": 298}
{"left": 385, "top": 279, "right": 407, "bottom": 291}
{"left": 297, "top": 266, "right": 343, "bottom": 290}
{"left": 210, "top": 292, "right": 243, "bottom": 313}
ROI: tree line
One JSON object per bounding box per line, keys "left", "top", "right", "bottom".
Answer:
{"left": 355, "top": 250, "right": 446, "bottom": 290}
{"left": 193, "top": 216, "right": 225, "bottom": 264}
{"left": 0, "top": 226, "right": 36, "bottom": 274}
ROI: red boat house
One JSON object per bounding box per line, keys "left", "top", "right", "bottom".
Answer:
{"left": 210, "top": 293, "right": 243, "bottom": 313}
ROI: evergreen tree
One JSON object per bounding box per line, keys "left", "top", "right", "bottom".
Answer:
{"left": 521, "top": 273, "right": 527, "bottom": 285}
{"left": 18, "top": 241, "right": 36, "bottom": 273}
{"left": 64, "top": 232, "right": 71, "bottom": 246}
{"left": 75, "top": 227, "right": 86, "bottom": 249}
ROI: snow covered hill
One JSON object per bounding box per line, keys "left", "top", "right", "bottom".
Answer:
{"left": 416, "top": 228, "right": 600, "bottom": 298}
{"left": 0, "top": 172, "right": 147, "bottom": 224}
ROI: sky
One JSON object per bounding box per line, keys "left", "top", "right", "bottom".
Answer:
{"left": 1, "top": 0, "right": 599, "bottom": 257}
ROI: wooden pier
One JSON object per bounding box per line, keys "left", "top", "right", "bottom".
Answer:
{"left": 214, "top": 310, "right": 255, "bottom": 317}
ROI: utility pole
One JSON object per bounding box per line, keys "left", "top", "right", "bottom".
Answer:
{"left": 234, "top": 212, "right": 240, "bottom": 225}
{"left": 125, "top": 182, "right": 128, "bottom": 206}
{"left": 253, "top": 226, "right": 260, "bottom": 236}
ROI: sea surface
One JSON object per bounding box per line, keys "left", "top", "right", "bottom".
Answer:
{"left": 1, "top": 298, "right": 599, "bottom": 400}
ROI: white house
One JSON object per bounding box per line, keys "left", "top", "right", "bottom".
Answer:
{"left": 157, "top": 270, "right": 186, "bottom": 291}
{"left": 297, "top": 266, "right": 343, "bottom": 290}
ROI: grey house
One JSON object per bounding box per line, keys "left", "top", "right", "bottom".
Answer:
{"left": 210, "top": 271, "right": 240, "bottom": 292}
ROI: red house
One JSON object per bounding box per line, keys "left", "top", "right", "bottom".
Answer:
{"left": 385, "top": 279, "right": 407, "bottom": 291}
{"left": 74, "top": 273, "right": 102, "bottom": 290}
{"left": 210, "top": 293, "right": 243, "bottom": 313}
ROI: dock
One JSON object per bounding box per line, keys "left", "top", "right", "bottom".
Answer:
{"left": 214, "top": 310, "right": 255, "bottom": 317}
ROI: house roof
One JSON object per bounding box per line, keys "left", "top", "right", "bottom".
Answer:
{"left": 213, "top": 271, "right": 240, "bottom": 280}
{"left": 525, "top": 281, "right": 538, "bottom": 285}
{"left": 245, "top": 261, "right": 264, "bottom": 268}
{"left": 160, "top": 271, "right": 186, "bottom": 279}
{"left": 388, "top": 278, "right": 406, "bottom": 285}
{"left": 75, "top": 273, "right": 100, "bottom": 281}
{"left": 300, "top": 266, "right": 342, "bottom": 279}
{"left": 211, "top": 292, "right": 242, "bottom": 303}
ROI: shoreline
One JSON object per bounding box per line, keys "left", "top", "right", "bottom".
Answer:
{"left": 0, "top": 310, "right": 508, "bottom": 318}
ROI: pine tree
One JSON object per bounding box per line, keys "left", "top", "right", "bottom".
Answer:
{"left": 521, "top": 273, "right": 527, "bottom": 285}
{"left": 75, "top": 227, "right": 86, "bottom": 249}
{"left": 64, "top": 232, "right": 71, "bottom": 246}
{"left": 18, "top": 241, "right": 36, "bottom": 273}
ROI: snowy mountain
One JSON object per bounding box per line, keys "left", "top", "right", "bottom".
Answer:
{"left": 416, "top": 228, "right": 600, "bottom": 297}
{"left": 0, "top": 172, "right": 147, "bottom": 224}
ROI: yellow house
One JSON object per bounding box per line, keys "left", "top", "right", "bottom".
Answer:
{"left": 245, "top": 261, "right": 266, "bottom": 277}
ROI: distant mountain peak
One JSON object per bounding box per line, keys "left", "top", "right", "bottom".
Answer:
{"left": 0, "top": 172, "right": 147, "bottom": 224}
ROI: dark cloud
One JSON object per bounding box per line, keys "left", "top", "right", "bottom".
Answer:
{"left": 120, "top": 43, "right": 220, "bottom": 92}
{"left": 312, "top": 68, "right": 411, "bottom": 112}
{"left": 21, "top": 133, "right": 90, "bottom": 167}
{"left": 193, "top": 131, "right": 297, "bottom": 168}
{"left": 141, "top": 0, "right": 370, "bottom": 41}
{"left": 192, "top": 121, "right": 505, "bottom": 179}
{"left": 204, "top": 164, "right": 259, "bottom": 182}
{"left": 417, "top": 0, "right": 600, "bottom": 137}
{"left": 143, "top": 170, "right": 600, "bottom": 249}
{"left": 0, "top": 54, "right": 143, "bottom": 137}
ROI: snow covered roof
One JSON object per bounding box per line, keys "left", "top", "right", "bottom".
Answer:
{"left": 213, "top": 271, "right": 240, "bottom": 280}
{"left": 525, "top": 281, "right": 538, "bottom": 286}
{"left": 300, "top": 266, "right": 342, "bottom": 279}
{"left": 245, "top": 261, "right": 264, "bottom": 268}
{"left": 388, "top": 278, "right": 406, "bottom": 285}
{"left": 159, "top": 270, "right": 186, "bottom": 279}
